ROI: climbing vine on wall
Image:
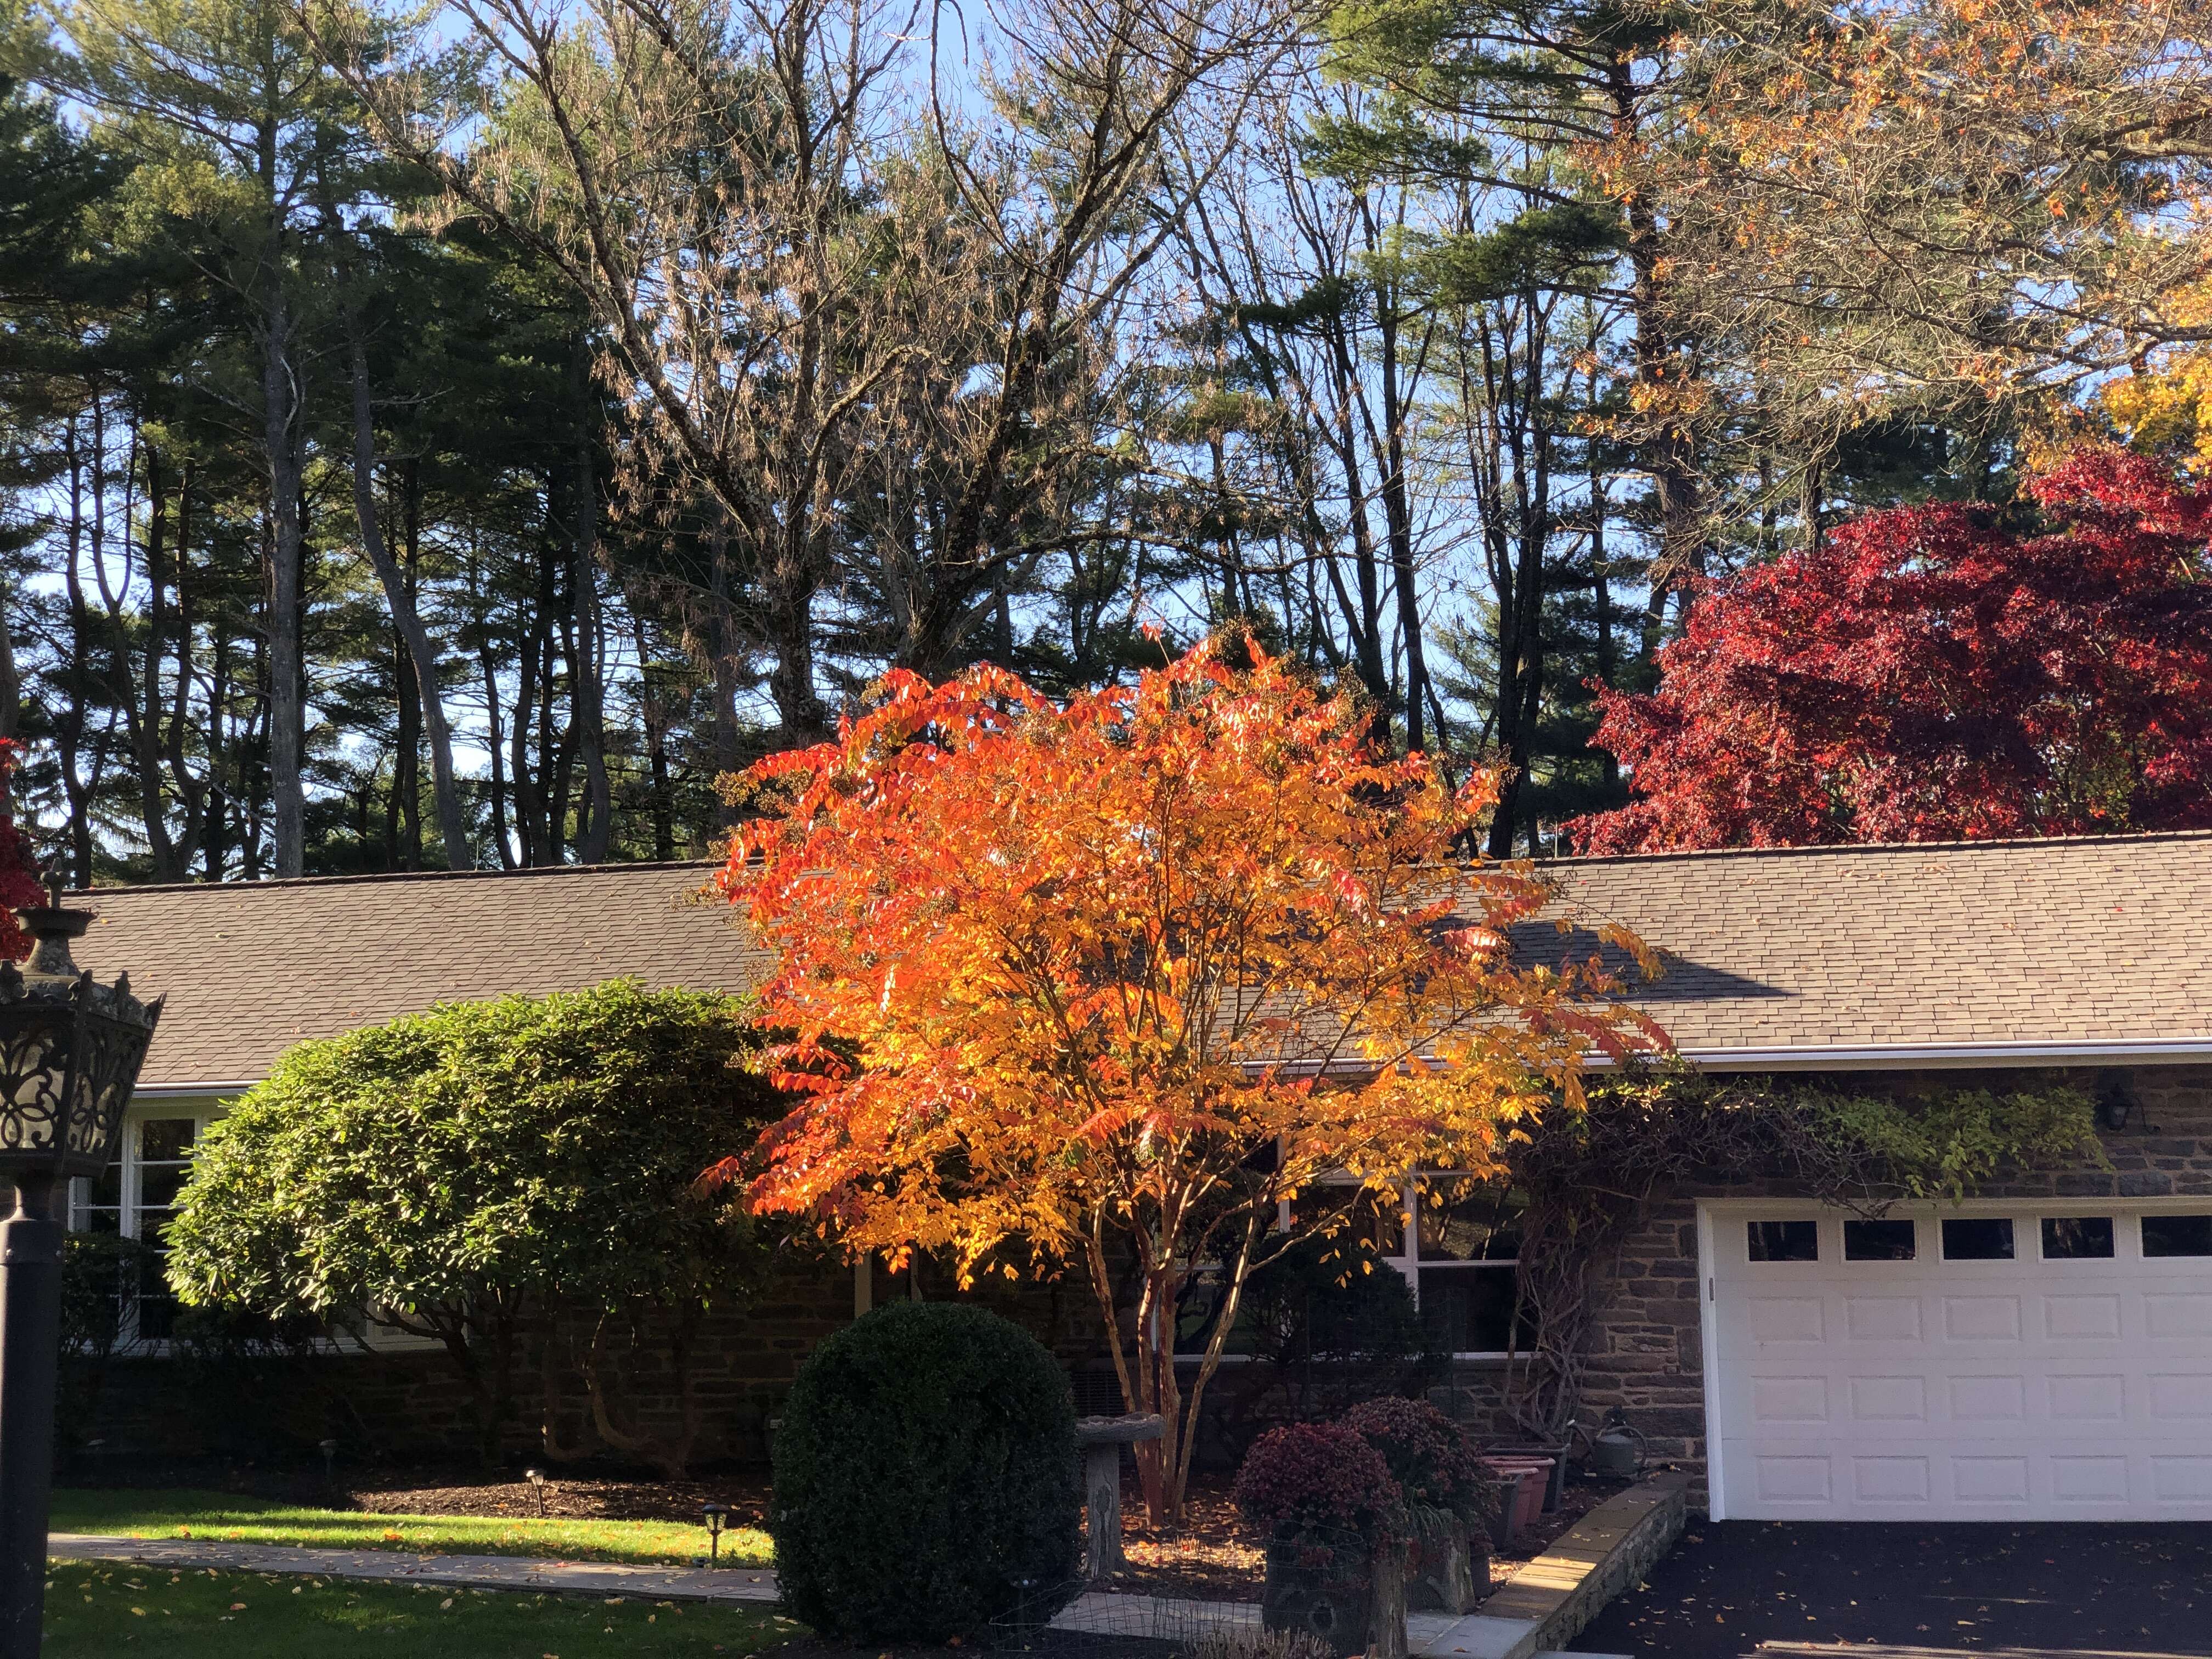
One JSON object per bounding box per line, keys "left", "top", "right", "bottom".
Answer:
{"left": 1499, "top": 1069, "right": 2102, "bottom": 1439}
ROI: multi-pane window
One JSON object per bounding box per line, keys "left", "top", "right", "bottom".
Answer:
{"left": 1412, "top": 1178, "right": 1527, "bottom": 1356}
{"left": 1171, "top": 1176, "right": 1526, "bottom": 1360}
{"left": 69, "top": 1112, "right": 210, "bottom": 1344}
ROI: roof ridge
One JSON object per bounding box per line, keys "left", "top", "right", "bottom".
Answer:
{"left": 1538, "top": 827, "right": 2212, "bottom": 871}
{"left": 67, "top": 859, "right": 723, "bottom": 899}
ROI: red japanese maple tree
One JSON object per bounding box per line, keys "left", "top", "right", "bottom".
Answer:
{"left": 1573, "top": 448, "right": 2212, "bottom": 852}
{"left": 0, "top": 740, "right": 43, "bottom": 957}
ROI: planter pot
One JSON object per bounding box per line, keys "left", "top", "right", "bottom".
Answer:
{"left": 1478, "top": 1458, "right": 1553, "bottom": 1537}
{"left": 1408, "top": 1510, "right": 1483, "bottom": 1616}
{"left": 1262, "top": 1525, "right": 1404, "bottom": 1659}
{"left": 1487, "top": 1443, "right": 1571, "bottom": 1512}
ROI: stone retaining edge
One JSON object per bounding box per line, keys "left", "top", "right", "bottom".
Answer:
{"left": 1478, "top": 1471, "right": 1689, "bottom": 1656}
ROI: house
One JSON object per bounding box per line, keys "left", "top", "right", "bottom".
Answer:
{"left": 67, "top": 830, "right": 2212, "bottom": 1518}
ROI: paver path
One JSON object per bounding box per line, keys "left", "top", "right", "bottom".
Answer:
{"left": 50, "top": 1532, "right": 1611, "bottom": 1658}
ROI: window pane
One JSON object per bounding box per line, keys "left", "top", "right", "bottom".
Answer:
{"left": 1748, "top": 1220, "right": 1819, "bottom": 1262}
{"left": 87, "top": 1159, "right": 122, "bottom": 1210}
{"left": 1418, "top": 1266, "right": 1525, "bottom": 1353}
{"left": 1942, "top": 1217, "right": 2015, "bottom": 1260}
{"left": 1291, "top": 1188, "right": 1404, "bottom": 1258}
{"left": 1417, "top": 1180, "right": 1521, "bottom": 1262}
{"left": 138, "top": 1165, "right": 191, "bottom": 1210}
{"left": 1173, "top": 1269, "right": 1257, "bottom": 1355}
{"left": 1844, "top": 1219, "right": 1916, "bottom": 1261}
{"left": 139, "top": 1119, "right": 196, "bottom": 1161}
{"left": 2143, "top": 1215, "right": 2212, "bottom": 1258}
{"left": 2041, "top": 1217, "right": 2115, "bottom": 1260}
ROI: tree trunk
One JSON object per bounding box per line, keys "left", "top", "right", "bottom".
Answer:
{"left": 570, "top": 422, "right": 611, "bottom": 864}
{"left": 343, "top": 304, "right": 471, "bottom": 870}
{"left": 262, "top": 257, "right": 306, "bottom": 878}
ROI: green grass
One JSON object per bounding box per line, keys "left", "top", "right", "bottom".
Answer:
{"left": 49, "top": 1488, "right": 774, "bottom": 1568}
{"left": 44, "top": 1559, "right": 793, "bottom": 1658}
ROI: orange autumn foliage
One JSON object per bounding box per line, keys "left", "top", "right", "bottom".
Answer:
{"left": 714, "top": 640, "right": 1667, "bottom": 1519}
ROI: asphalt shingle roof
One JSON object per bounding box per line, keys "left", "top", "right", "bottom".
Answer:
{"left": 71, "top": 862, "right": 764, "bottom": 1089}
{"left": 65, "top": 832, "right": 2212, "bottom": 1090}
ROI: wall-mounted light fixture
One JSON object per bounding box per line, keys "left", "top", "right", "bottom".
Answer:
{"left": 2096, "top": 1069, "right": 2138, "bottom": 1132}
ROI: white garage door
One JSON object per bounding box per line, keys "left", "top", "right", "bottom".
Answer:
{"left": 1704, "top": 1201, "right": 2212, "bottom": 1520}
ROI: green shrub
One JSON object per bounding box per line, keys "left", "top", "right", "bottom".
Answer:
{"left": 770, "top": 1301, "right": 1081, "bottom": 1640}
{"left": 1244, "top": 1234, "right": 1427, "bottom": 1362}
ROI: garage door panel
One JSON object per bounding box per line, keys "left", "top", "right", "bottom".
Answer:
{"left": 1709, "top": 1204, "right": 2212, "bottom": 1520}
{"left": 2147, "top": 1372, "right": 2212, "bottom": 1418}
{"left": 2044, "top": 1293, "right": 2123, "bottom": 1338}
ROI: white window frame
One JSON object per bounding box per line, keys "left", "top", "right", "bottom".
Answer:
{"left": 1173, "top": 1172, "right": 1524, "bottom": 1362}
{"left": 67, "top": 1096, "right": 439, "bottom": 1357}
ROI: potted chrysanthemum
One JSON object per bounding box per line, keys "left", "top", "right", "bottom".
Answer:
{"left": 1341, "top": 1397, "right": 1492, "bottom": 1616}
{"left": 1233, "top": 1422, "right": 1410, "bottom": 1659}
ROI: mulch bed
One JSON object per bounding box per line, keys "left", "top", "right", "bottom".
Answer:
{"left": 350, "top": 1472, "right": 770, "bottom": 1529}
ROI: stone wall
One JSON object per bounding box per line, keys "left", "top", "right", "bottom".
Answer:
{"left": 1573, "top": 1063, "right": 2212, "bottom": 1503}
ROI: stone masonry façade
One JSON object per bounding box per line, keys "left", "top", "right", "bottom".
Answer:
{"left": 1570, "top": 1063, "right": 2212, "bottom": 1505}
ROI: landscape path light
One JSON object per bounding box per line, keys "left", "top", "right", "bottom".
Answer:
{"left": 0, "top": 878, "right": 161, "bottom": 1658}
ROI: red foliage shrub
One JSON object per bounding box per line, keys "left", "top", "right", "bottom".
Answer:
{"left": 0, "top": 741, "right": 42, "bottom": 960}
{"left": 1341, "top": 1396, "right": 1487, "bottom": 1515}
{"left": 1233, "top": 1421, "right": 1406, "bottom": 1542}
{"left": 1572, "top": 447, "right": 2212, "bottom": 851}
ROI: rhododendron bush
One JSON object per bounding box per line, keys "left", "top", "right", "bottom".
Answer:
{"left": 717, "top": 639, "right": 1663, "bottom": 1520}
{"left": 1574, "top": 448, "right": 2212, "bottom": 852}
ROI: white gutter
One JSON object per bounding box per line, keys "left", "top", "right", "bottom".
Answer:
{"left": 1675, "top": 1037, "right": 2212, "bottom": 1071}
{"left": 156, "top": 1039, "right": 2212, "bottom": 1099}
{"left": 1251, "top": 1036, "right": 2212, "bottom": 1079}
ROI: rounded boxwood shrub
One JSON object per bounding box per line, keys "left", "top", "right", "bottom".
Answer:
{"left": 770, "top": 1300, "right": 1081, "bottom": 1640}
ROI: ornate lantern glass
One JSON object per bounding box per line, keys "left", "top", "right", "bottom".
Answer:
{"left": 0, "top": 887, "right": 162, "bottom": 1191}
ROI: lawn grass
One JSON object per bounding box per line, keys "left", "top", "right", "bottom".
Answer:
{"left": 44, "top": 1559, "right": 793, "bottom": 1658}
{"left": 49, "top": 1488, "right": 773, "bottom": 1567}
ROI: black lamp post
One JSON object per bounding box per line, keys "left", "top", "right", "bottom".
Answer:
{"left": 0, "top": 881, "right": 160, "bottom": 1658}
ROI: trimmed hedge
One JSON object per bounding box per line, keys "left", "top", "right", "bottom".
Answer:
{"left": 770, "top": 1300, "right": 1082, "bottom": 1640}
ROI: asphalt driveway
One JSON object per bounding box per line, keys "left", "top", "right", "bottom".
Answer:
{"left": 1568, "top": 1520, "right": 2212, "bottom": 1657}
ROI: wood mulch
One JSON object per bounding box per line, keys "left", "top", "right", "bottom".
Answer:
{"left": 347, "top": 1471, "right": 772, "bottom": 1529}
{"left": 1108, "top": 1472, "right": 1626, "bottom": 1604}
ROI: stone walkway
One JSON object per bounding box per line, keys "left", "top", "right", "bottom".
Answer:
{"left": 49, "top": 1532, "right": 1611, "bottom": 1658}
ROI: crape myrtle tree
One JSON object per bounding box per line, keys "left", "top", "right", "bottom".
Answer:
{"left": 165, "top": 981, "right": 786, "bottom": 1472}
{"left": 1571, "top": 447, "right": 2212, "bottom": 851}
{"left": 715, "top": 635, "right": 1668, "bottom": 1523}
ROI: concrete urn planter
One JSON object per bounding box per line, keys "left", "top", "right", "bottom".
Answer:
{"left": 1261, "top": 1525, "right": 1407, "bottom": 1659}
{"left": 1408, "top": 1510, "right": 1486, "bottom": 1616}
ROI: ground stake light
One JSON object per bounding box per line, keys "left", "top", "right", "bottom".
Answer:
{"left": 0, "top": 881, "right": 161, "bottom": 1658}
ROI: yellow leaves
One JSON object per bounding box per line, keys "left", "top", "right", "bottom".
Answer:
{"left": 2101, "top": 348, "right": 2212, "bottom": 474}
{"left": 725, "top": 635, "right": 1665, "bottom": 1310}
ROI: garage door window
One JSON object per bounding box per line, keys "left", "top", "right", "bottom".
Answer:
{"left": 1941, "top": 1216, "right": 2015, "bottom": 1260}
{"left": 1843, "top": 1218, "right": 1916, "bottom": 1261}
{"left": 1748, "top": 1220, "right": 1818, "bottom": 1261}
{"left": 2142, "top": 1214, "right": 2212, "bottom": 1257}
{"left": 2041, "top": 1216, "right": 2115, "bottom": 1259}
